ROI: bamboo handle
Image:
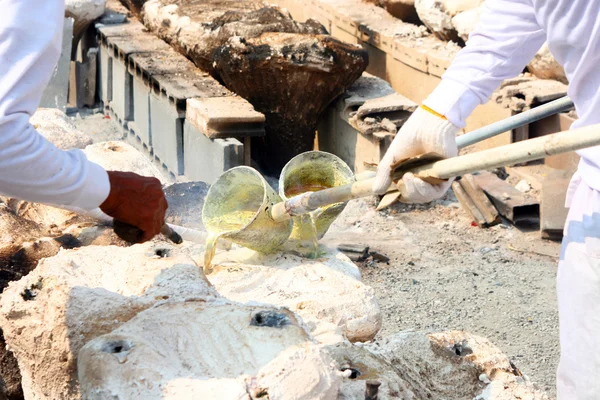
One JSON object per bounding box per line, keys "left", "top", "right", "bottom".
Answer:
{"left": 270, "top": 122, "right": 600, "bottom": 222}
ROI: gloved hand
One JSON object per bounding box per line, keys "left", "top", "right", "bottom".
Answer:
{"left": 373, "top": 105, "right": 459, "bottom": 203}
{"left": 100, "top": 171, "right": 168, "bottom": 243}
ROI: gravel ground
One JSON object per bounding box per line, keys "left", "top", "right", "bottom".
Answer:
{"left": 323, "top": 191, "right": 561, "bottom": 398}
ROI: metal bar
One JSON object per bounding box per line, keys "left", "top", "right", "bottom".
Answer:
{"left": 413, "top": 122, "right": 600, "bottom": 181}
{"left": 456, "top": 96, "right": 574, "bottom": 148}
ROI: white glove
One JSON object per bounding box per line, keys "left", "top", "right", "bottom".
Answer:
{"left": 373, "top": 105, "right": 459, "bottom": 203}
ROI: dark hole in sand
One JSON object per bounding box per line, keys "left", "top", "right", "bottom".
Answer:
{"left": 452, "top": 340, "right": 473, "bottom": 357}
{"left": 53, "top": 234, "right": 81, "bottom": 249}
{"left": 107, "top": 144, "right": 125, "bottom": 152}
{"left": 155, "top": 248, "right": 170, "bottom": 258}
{"left": 102, "top": 340, "right": 132, "bottom": 354}
{"left": 250, "top": 310, "right": 291, "bottom": 328}
{"left": 20, "top": 279, "right": 42, "bottom": 301}
{"left": 341, "top": 367, "right": 362, "bottom": 379}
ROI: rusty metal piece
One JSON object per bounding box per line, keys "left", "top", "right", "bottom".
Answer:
{"left": 365, "top": 380, "right": 381, "bottom": 400}
{"left": 471, "top": 172, "right": 539, "bottom": 226}
{"left": 453, "top": 175, "right": 501, "bottom": 228}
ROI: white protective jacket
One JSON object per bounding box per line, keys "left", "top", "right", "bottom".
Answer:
{"left": 0, "top": 0, "right": 109, "bottom": 209}
{"left": 423, "top": 0, "right": 600, "bottom": 192}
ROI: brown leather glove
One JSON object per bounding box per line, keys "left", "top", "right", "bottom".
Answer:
{"left": 100, "top": 171, "right": 168, "bottom": 243}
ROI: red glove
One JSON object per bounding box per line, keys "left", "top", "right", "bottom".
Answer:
{"left": 100, "top": 171, "right": 168, "bottom": 243}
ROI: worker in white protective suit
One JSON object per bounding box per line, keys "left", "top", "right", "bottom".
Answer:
{"left": 374, "top": 0, "right": 600, "bottom": 398}
{"left": 0, "top": 0, "right": 167, "bottom": 242}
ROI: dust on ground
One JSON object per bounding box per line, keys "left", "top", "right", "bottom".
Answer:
{"left": 323, "top": 191, "right": 560, "bottom": 398}
{"left": 68, "top": 108, "right": 124, "bottom": 143}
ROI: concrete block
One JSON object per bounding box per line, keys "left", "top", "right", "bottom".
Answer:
{"left": 150, "top": 92, "right": 184, "bottom": 175}
{"left": 185, "top": 97, "right": 265, "bottom": 139}
{"left": 98, "top": 41, "right": 113, "bottom": 107}
{"left": 317, "top": 103, "right": 383, "bottom": 174}
{"left": 317, "top": 73, "right": 416, "bottom": 173}
{"left": 131, "top": 74, "right": 152, "bottom": 147}
{"left": 40, "top": 18, "right": 73, "bottom": 111}
{"left": 330, "top": 24, "right": 359, "bottom": 45}
{"left": 109, "top": 51, "right": 132, "bottom": 125}
{"left": 183, "top": 119, "right": 243, "bottom": 184}
{"left": 540, "top": 170, "right": 572, "bottom": 240}
{"left": 97, "top": 20, "right": 172, "bottom": 124}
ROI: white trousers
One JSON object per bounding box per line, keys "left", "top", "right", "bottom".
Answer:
{"left": 557, "top": 172, "right": 600, "bottom": 399}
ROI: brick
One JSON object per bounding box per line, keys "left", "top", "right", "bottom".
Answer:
{"left": 185, "top": 97, "right": 265, "bottom": 139}
{"left": 183, "top": 120, "right": 243, "bottom": 184}
{"left": 268, "top": 0, "right": 521, "bottom": 144}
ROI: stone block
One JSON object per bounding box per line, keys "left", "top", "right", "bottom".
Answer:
{"left": 185, "top": 97, "right": 265, "bottom": 139}
{"left": 97, "top": 20, "right": 173, "bottom": 126}
{"left": 40, "top": 18, "right": 73, "bottom": 111}
{"left": 150, "top": 92, "right": 185, "bottom": 175}
{"left": 183, "top": 119, "right": 243, "bottom": 184}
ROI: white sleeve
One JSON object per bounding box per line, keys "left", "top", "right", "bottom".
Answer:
{"left": 423, "top": 0, "right": 546, "bottom": 128}
{"left": 0, "top": 0, "right": 110, "bottom": 209}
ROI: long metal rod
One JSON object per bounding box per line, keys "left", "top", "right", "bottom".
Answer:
{"left": 413, "top": 124, "right": 597, "bottom": 180}
{"left": 270, "top": 122, "right": 600, "bottom": 222}
{"left": 455, "top": 96, "right": 574, "bottom": 148}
